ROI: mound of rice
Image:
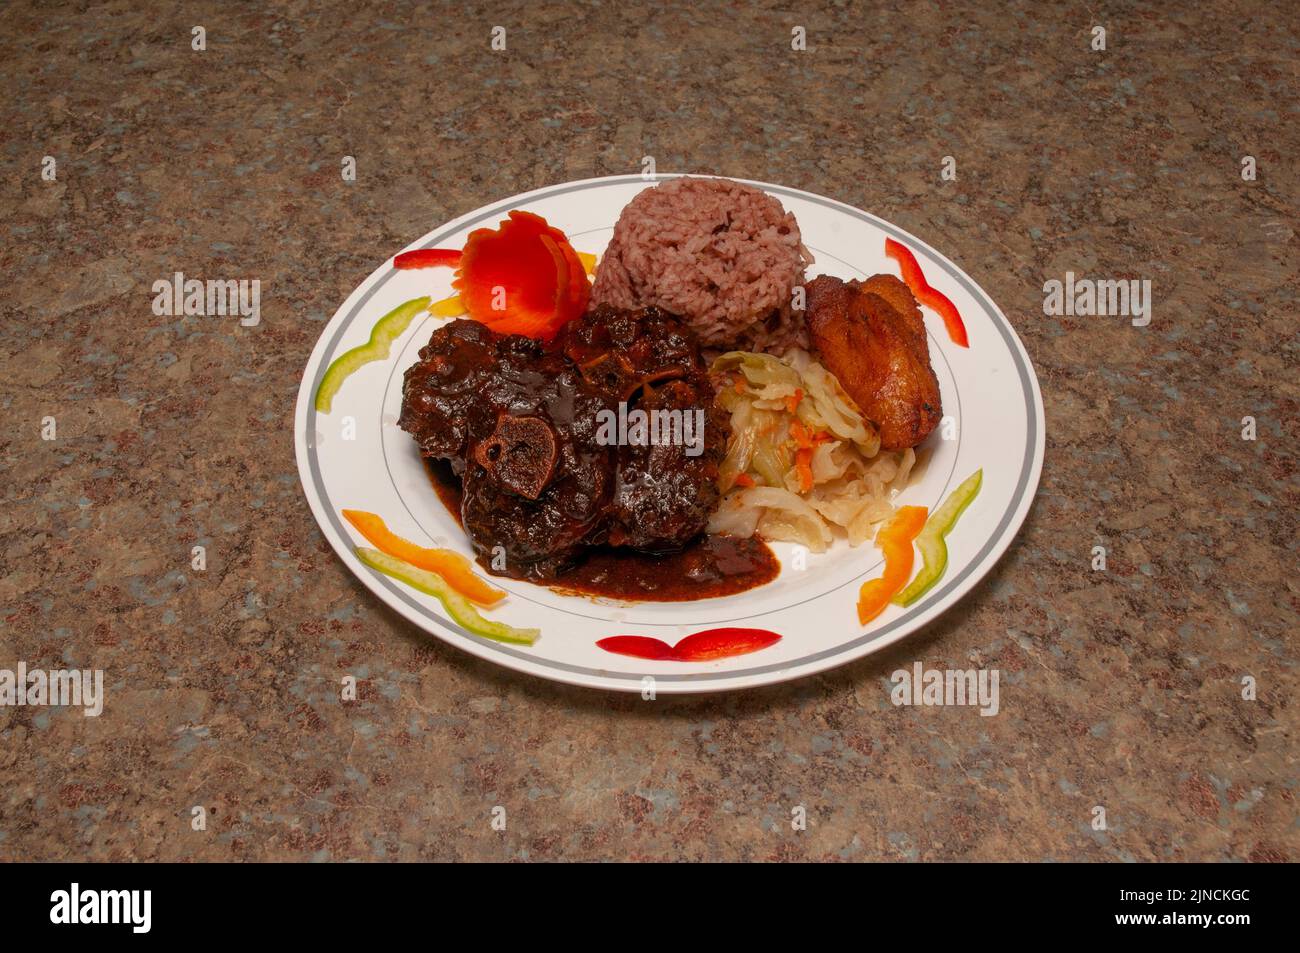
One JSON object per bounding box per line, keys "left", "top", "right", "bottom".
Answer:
{"left": 591, "top": 177, "right": 813, "bottom": 352}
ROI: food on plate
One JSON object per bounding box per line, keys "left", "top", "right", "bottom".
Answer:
{"left": 590, "top": 177, "right": 812, "bottom": 352}
{"left": 423, "top": 248, "right": 599, "bottom": 321}
{"left": 885, "top": 237, "right": 969, "bottom": 347}
{"left": 315, "top": 296, "right": 430, "bottom": 413}
{"left": 538, "top": 533, "right": 778, "bottom": 602}
{"left": 707, "top": 350, "right": 915, "bottom": 551}
{"left": 452, "top": 210, "right": 591, "bottom": 339}
{"left": 348, "top": 182, "right": 974, "bottom": 625}
{"left": 894, "top": 468, "right": 983, "bottom": 607}
{"left": 355, "top": 547, "right": 539, "bottom": 645}
{"left": 398, "top": 307, "right": 727, "bottom": 580}
{"left": 856, "top": 505, "right": 928, "bottom": 624}
{"left": 387, "top": 211, "right": 591, "bottom": 339}
{"left": 341, "top": 509, "right": 504, "bottom": 605}
{"left": 430, "top": 294, "right": 470, "bottom": 317}
{"left": 596, "top": 627, "right": 782, "bottom": 661}
{"left": 394, "top": 248, "right": 462, "bottom": 270}
{"left": 803, "top": 274, "right": 943, "bottom": 450}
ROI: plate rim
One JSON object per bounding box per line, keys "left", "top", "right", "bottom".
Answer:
{"left": 293, "top": 173, "right": 1046, "bottom": 693}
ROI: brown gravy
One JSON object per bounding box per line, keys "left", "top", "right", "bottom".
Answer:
{"left": 424, "top": 459, "right": 779, "bottom": 602}
{"left": 425, "top": 459, "right": 465, "bottom": 528}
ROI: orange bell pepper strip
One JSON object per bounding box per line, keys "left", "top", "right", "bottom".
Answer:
{"left": 429, "top": 294, "right": 468, "bottom": 317}
{"left": 884, "top": 237, "right": 969, "bottom": 348}
{"left": 341, "top": 510, "right": 504, "bottom": 606}
{"left": 856, "top": 505, "right": 929, "bottom": 624}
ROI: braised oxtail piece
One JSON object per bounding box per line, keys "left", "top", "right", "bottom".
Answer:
{"left": 399, "top": 308, "right": 728, "bottom": 580}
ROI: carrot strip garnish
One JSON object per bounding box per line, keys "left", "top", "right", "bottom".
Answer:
{"left": 788, "top": 419, "right": 831, "bottom": 493}
{"left": 884, "top": 237, "right": 970, "bottom": 348}
{"left": 856, "top": 505, "right": 929, "bottom": 624}
{"left": 788, "top": 419, "right": 830, "bottom": 448}
{"left": 794, "top": 447, "right": 815, "bottom": 492}
{"left": 342, "top": 510, "right": 504, "bottom": 606}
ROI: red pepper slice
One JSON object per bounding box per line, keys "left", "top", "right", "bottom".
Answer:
{"left": 394, "top": 248, "right": 462, "bottom": 270}
{"left": 594, "top": 636, "right": 677, "bottom": 661}
{"left": 596, "top": 627, "right": 781, "bottom": 662}
{"left": 672, "top": 628, "right": 782, "bottom": 661}
{"left": 884, "top": 237, "right": 970, "bottom": 348}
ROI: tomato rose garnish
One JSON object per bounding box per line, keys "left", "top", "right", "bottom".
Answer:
{"left": 451, "top": 210, "right": 590, "bottom": 340}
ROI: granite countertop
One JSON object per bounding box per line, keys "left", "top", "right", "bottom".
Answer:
{"left": 1, "top": 1, "right": 1295, "bottom": 861}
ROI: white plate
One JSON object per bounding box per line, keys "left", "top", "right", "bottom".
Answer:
{"left": 294, "top": 175, "right": 1045, "bottom": 693}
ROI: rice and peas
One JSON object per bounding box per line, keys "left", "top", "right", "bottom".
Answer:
{"left": 590, "top": 177, "right": 914, "bottom": 552}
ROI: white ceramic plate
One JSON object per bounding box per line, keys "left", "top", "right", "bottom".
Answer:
{"left": 294, "top": 175, "right": 1045, "bottom": 693}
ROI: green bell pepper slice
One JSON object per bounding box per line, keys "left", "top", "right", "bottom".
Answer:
{"left": 893, "top": 468, "right": 983, "bottom": 607}
{"left": 314, "top": 296, "right": 431, "bottom": 413}
{"left": 355, "top": 546, "right": 540, "bottom": 646}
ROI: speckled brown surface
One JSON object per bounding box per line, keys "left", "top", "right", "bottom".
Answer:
{"left": 1, "top": 0, "right": 1295, "bottom": 862}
